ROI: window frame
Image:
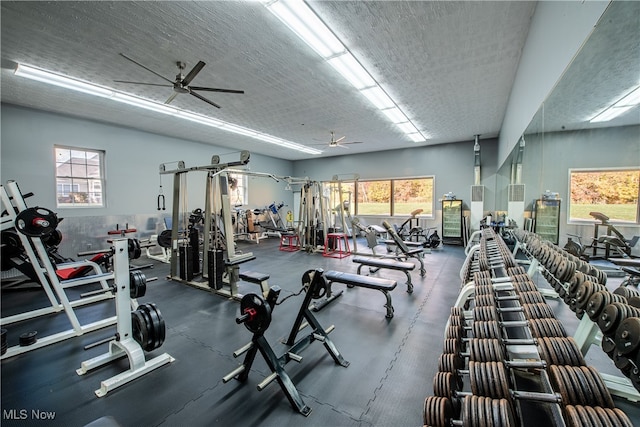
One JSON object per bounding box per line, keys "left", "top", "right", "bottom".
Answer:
{"left": 567, "top": 166, "right": 640, "bottom": 225}
{"left": 54, "top": 145, "right": 106, "bottom": 208}
{"left": 352, "top": 175, "right": 435, "bottom": 218}
{"left": 228, "top": 173, "right": 248, "bottom": 206}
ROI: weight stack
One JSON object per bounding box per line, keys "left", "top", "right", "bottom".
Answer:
{"left": 208, "top": 249, "right": 224, "bottom": 290}
{"left": 189, "top": 228, "right": 200, "bottom": 275}
{"left": 179, "top": 246, "right": 194, "bottom": 281}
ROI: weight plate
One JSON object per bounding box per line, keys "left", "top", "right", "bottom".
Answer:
{"left": 239, "top": 293, "right": 272, "bottom": 334}
{"left": 615, "top": 317, "right": 640, "bottom": 355}
{"left": 138, "top": 304, "right": 157, "bottom": 351}
{"left": 148, "top": 303, "right": 166, "bottom": 349}
{"left": 567, "top": 406, "right": 587, "bottom": 427}
{"left": 549, "top": 365, "right": 571, "bottom": 405}
{"left": 584, "top": 365, "right": 615, "bottom": 409}
{"left": 131, "top": 309, "right": 149, "bottom": 349}
{"left": 19, "top": 330, "right": 37, "bottom": 346}
{"left": 15, "top": 207, "right": 59, "bottom": 237}
{"left": 578, "top": 365, "right": 604, "bottom": 408}
{"left": 129, "top": 271, "right": 147, "bottom": 299}
{"left": 612, "top": 408, "right": 634, "bottom": 427}
{"left": 599, "top": 303, "right": 624, "bottom": 335}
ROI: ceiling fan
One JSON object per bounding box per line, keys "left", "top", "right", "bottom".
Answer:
{"left": 115, "top": 53, "right": 244, "bottom": 109}
{"left": 312, "top": 131, "right": 364, "bottom": 149}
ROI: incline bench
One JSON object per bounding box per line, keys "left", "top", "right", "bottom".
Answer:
{"left": 310, "top": 270, "right": 398, "bottom": 318}
{"left": 352, "top": 256, "right": 415, "bottom": 293}
{"left": 381, "top": 220, "right": 426, "bottom": 276}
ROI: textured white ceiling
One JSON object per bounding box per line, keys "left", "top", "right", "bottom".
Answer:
{"left": 0, "top": 1, "right": 636, "bottom": 162}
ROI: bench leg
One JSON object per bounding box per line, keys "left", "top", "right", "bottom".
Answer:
{"left": 403, "top": 272, "right": 414, "bottom": 293}
{"left": 414, "top": 256, "right": 426, "bottom": 276}
{"left": 380, "top": 290, "right": 394, "bottom": 318}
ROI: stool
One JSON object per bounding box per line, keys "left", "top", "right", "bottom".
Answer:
{"left": 323, "top": 233, "right": 351, "bottom": 258}
{"left": 280, "top": 233, "right": 300, "bottom": 252}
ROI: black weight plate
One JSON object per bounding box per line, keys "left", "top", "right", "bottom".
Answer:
{"left": 19, "top": 330, "right": 37, "bottom": 346}
{"left": 131, "top": 310, "right": 149, "bottom": 349}
{"left": 138, "top": 305, "right": 155, "bottom": 351}
{"left": 144, "top": 303, "right": 164, "bottom": 350}
{"left": 148, "top": 303, "right": 166, "bottom": 348}
{"left": 140, "top": 303, "right": 160, "bottom": 351}
{"left": 239, "top": 293, "right": 271, "bottom": 334}
{"left": 15, "top": 207, "right": 58, "bottom": 237}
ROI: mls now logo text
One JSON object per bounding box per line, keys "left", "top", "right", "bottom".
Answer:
{"left": 3, "top": 409, "right": 56, "bottom": 420}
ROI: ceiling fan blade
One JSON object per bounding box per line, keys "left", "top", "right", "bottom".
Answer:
{"left": 335, "top": 136, "right": 346, "bottom": 143}
{"left": 119, "top": 53, "right": 174, "bottom": 84}
{"left": 343, "top": 141, "right": 364, "bottom": 145}
{"left": 114, "top": 80, "right": 172, "bottom": 87}
{"left": 165, "top": 92, "right": 179, "bottom": 105}
{"left": 337, "top": 144, "right": 350, "bottom": 149}
{"left": 181, "top": 61, "right": 206, "bottom": 86}
{"left": 189, "top": 87, "right": 245, "bottom": 94}
{"left": 190, "top": 90, "right": 221, "bottom": 109}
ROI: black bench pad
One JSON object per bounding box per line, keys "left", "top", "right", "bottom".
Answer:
{"left": 239, "top": 271, "right": 270, "bottom": 283}
{"left": 325, "top": 271, "right": 396, "bottom": 291}
{"left": 352, "top": 256, "right": 415, "bottom": 271}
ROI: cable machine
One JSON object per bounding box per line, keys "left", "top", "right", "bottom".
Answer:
{"left": 160, "top": 151, "right": 257, "bottom": 299}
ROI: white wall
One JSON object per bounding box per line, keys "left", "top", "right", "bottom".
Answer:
{"left": 1, "top": 104, "right": 295, "bottom": 216}
{"left": 498, "top": 0, "right": 609, "bottom": 168}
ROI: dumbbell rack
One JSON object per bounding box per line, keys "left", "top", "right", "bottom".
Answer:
{"left": 431, "top": 230, "right": 561, "bottom": 425}
{"left": 1, "top": 180, "right": 116, "bottom": 359}
{"left": 511, "top": 229, "right": 640, "bottom": 402}
{"left": 76, "top": 238, "right": 174, "bottom": 397}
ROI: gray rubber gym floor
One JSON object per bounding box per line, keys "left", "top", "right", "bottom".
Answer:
{"left": 2, "top": 238, "right": 639, "bottom": 426}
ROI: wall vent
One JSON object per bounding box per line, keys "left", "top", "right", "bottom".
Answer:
{"left": 471, "top": 185, "right": 484, "bottom": 202}
{"left": 508, "top": 184, "right": 525, "bottom": 202}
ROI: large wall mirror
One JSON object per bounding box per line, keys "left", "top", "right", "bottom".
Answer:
{"left": 496, "top": 1, "right": 640, "bottom": 250}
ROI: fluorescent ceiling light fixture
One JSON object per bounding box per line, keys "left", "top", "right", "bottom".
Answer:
{"left": 266, "top": 0, "right": 344, "bottom": 58}
{"left": 590, "top": 105, "right": 635, "bottom": 123}
{"left": 112, "top": 93, "right": 178, "bottom": 115}
{"left": 263, "top": 0, "right": 428, "bottom": 143}
{"left": 327, "top": 53, "right": 376, "bottom": 90}
{"left": 590, "top": 84, "right": 640, "bottom": 123}
{"left": 360, "top": 86, "right": 395, "bottom": 110}
{"left": 615, "top": 86, "right": 640, "bottom": 107}
{"left": 15, "top": 64, "right": 114, "bottom": 98}
{"left": 381, "top": 107, "right": 408, "bottom": 124}
{"left": 407, "top": 133, "right": 426, "bottom": 143}
{"left": 15, "top": 63, "right": 321, "bottom": 155}
{"left": 396, "top": 122, "right": 419, "bottom": 134}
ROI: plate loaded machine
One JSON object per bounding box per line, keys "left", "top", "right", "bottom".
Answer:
{"left": 77, "top": 238, "right": 174, "bottom": 397}
{"left": 1, "top": 181, "right": 116, "bottom": 358}
{"left": 160, "top": 151, "right": 268, "bottom": 299}
{"left": 222, "top": 269, "right": 349, "bottom": 416}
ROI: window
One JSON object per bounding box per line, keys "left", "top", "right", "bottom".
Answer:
{"left": 354, "top": 177, "right": 434, "bottom": 216}
{"left": 357, "top": 180, "right": 391, "bottom": 215}
{"left": 55, "top": 146, "right": 105, "bottom": 207}
{"left": 569, "top": 168, "right": 640, "bottom": 223}
{"left": 393, "top": 178, "right": 434, "bottom": 216}
{"left": 228, "top": 173, "right": 247, "bottom": 206}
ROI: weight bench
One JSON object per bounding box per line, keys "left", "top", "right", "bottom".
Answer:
{"left": 311, "top": 270, "right": 397, "bottom": 318}
{"left": 381, "top": 220, "right": 426, "bottom": 276}
{"left": 352, "top": 256, "right": 415, "bottom": 293}
{"left": 239, "top": 271, "right": 270, "bottom": 298}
